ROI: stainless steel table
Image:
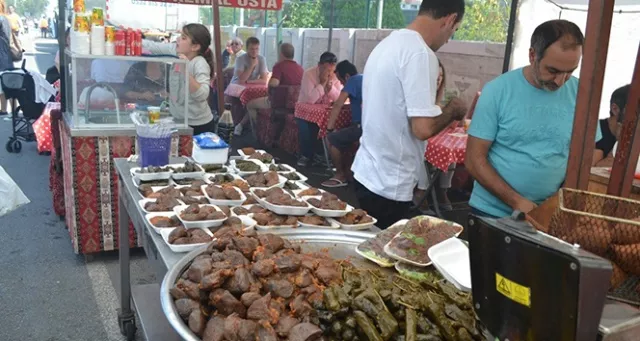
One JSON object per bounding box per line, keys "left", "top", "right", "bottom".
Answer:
{"left": 116, "top": 157, "right": 186, "bottom": 341}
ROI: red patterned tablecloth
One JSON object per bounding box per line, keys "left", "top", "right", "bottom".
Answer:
{"left": 425, "top": 126, "right": 467, "bottom": 171}
{"left": 33, "top": 102, "right": 60, "bottom": 153}
{"left": 240, "top": 86, "right": 268, "bottom": 106}
{"left": 294, "top": 103, "right": 352, "bottom": 138}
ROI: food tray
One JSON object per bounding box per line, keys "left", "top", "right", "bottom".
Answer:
{"left": 237, "top": 148, "right": 265, "bottom": 159}
{"left": 159, "top": 228, "right": 212, "bottom": 253}
{"left": 133, "top": 177, "right": 172, "bottom": 190}
{"left": 329, "top": 215, "right": 377, "bottom": 231}
{"left": 130, "top": 167, "right": 173, "bottom": 181}
{"left": 271, "top": 163, "right": 296, "bottom": 173}
{"left": 200, "top": 164, "right": 229, "bottom": 174}
{"left": 145, "top": 212, "right": 181, "bottom": 235}
{"left": 279, "top": 171, "right": 309, "bottom": 183}
{"left": 297, "top": 215, "right": 341, "bottom": 229}
{"left": 150, "top": 184, "right": 205, "bottom": 197}
{"left": 251, "top": 189, "right": 312, "bottom": 216}
{"left": 138, "top": 198, "right": 180, "bottom": 214}
{"left": 428, "top": 238, "right": 471, "bottom": 292}
{"left": 302, "top": 195, "right": 354, "bottom": 218}
{"left": 201, "top": 184, "right": 247, "bottom": 207}
{"left": 229, "top": 159, "right": 269, "bottom": 176}
{"left": 245, "top": 174, "right": 288, "bottom": 190}
{"left": 169, "top": 163, "right": 205, "bottom": 180}
{"left": 205, "top": 173, "right": 244, "bottom": 184}
{"left": 173, "top": 204, "right": 228, "bottom": 229}
{"left": 161, "top": 228, "right": 379, "bottom": 341}
{"left": 355, "top": 219, "right": 408, "bottom": 267}
{"left": 383, "top": 216, "right": 464, "bottom": 267}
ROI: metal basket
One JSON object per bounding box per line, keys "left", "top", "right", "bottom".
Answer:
{"left": 548, "top": 188, "right": 640, "bottom": 305}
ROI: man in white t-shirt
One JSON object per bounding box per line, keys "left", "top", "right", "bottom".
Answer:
{"left": 351, "top": 0, "right": 468, "bottom": 229}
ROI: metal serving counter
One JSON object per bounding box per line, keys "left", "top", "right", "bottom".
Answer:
{"left": 114, "top": 157, "right": 381, "bottom": 340}
{"left": 62, "top": 111, "right": 193, "bottom": 137}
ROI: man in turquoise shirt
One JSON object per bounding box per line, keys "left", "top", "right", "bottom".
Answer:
{"left": 466, "top": 19, "right": 601, "bottom": 218}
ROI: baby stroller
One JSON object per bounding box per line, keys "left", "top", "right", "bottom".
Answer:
{"left": 2, "top": 60, "right": 48, "bottom": 153}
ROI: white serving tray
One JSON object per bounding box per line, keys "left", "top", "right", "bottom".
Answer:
{"left": 298, "top": 215, "right": 340, "bottom": 229}
{"left": 168, "top": 163, "right": 205, "bottom": 180}
{"left": 144, "top": 212, "right": 181, "bottom": 235}
{"left": 244, "top": 173, "right": 288, "bottom": 190}
{"left": 248, "top": 213, "right": 298, "bottom": 231}
{"left": 271, "top": 163, "right": 296, "bottom": 173}
{"left": 159, "top": 228, "right": 212, "bottom": 253}
{"left": 201, "top": 184, "right": 247, "bottom": 207}
{"left": 230, "top": 159, "right": 269, "bottom": 176}
{"left": 173, "top": 204, "right": 228, "bottom": 229}
{"left": 428, "top": 238, "right": 471, "bottom": 292}
{"left": 130, "top": 166, "right": 173, "bottom": 181}
{"left": 138, "top": 198, "right": 181, "bottom": 214}
{"left": 250, "top": 189, "right": 311, "bottom": 216}
{"left": 302, "top": 195, "right": 353, "bottom": 218}
{"left": 328, "top": 215, "right": 377, "bottom": 231}
{"left": 279, "top": 171, "right": 308, "bottom": 183}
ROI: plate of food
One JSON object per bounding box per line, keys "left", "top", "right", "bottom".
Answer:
{"left": 236, "top": 147, "right": 257, "bottom": 158}
{"left": 302, "top": 192, "right": 353, "bottom": 218}
{"left": 138, "top": 197, "right": 183, "bottom": 214}
{"left": 383, "top": 216, "right": 464, "bottom": 267}
{"left": 355, "top": 219, "right": 407, "bottom": 267}
{"left": 279, "top": 171, "right": 308, "bottom": 183}
{"left": 200, "top": 163, "right": 228, "bottom": 174}
{"left": 292, "top": 186, "right": 323, "bottom": 198}
{"left": 143, "top": 185, "right": 183, "bottom": 199}
{"left": 249, "top": 212, "right": 299, "bottom": 230}
{"left": 230, "top": 159, "right": 268, "bottom": 176}
{"left": 130, "top": 165, "right": 173, "bottom": 181}
{"left": 297, "top": 215, "right": 340, "bottom": 229}
{"left": 269, "top": 163, "right": 296, "bottom": 173}
{"left": 133, "top": 178, "right": 172, "bottom": 190}
{"left": 238, "top": 149, "right": 274, "bottom": 164}
{"left": 209, "top": 215, "right": 258, "bottom": 234}
{"left": 169, "top": 161, "right": 205, "bottom": 180}
{"left": 171, "top": 176, "right": 208, "bottom": 187}
{"left": 243, "top": 171, "right": 287, "bottom": 189}
{"left": 206, "top": 173, "right": 251, "bottom": 192}
{"left": 394, "top": 261, "right": 443, "bottom": 283}
{"left": 202, "top": 184, "right": 247, "bottom": 206}
{"left": 145, "top": 212, "right": 183, "bottom": 235}
{"left": 251, "top": 187, "right": 311, "bottom": 216}
{"left": 173, "top": 204, "right": 228, "bottom": 229}
{"left": 329, "top": 209, "right": 377, "bottom": 230}
{"left": 159, "top": 226, "right": 213, "bottom": 253}
{"left": 231, "top": 204, "right": 269, "bottom": 216}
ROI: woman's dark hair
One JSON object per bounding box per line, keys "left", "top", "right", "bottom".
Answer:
{"left": 335, "top": 60, "right": 358, "bottom": 79}
{"left": 183, "top": 23, "right": 214, "bottom": 78}
{"left": 419, "top": 0, "right": 465, "bottom": 23}
{"left": 612, "top": 84, "right": 631, "bottom": 123}
{"left": 436, "top": 60, "right": 446, "bottom": 104}
{"left": 530, "top": 19, "right": 584, "bottom": 60}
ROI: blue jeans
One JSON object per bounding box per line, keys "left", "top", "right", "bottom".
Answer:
{"left": 296, "top": 118, "right": 319, "bottom": 159}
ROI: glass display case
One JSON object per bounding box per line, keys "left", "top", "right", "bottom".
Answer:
{"left": 63, "top": 50, "right": 191, "bottom": 132}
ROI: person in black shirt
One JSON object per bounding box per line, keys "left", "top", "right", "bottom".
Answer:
{"left": 122, "top": 61, "right": 167, "bottom": 103}
{"left": 594, "top": 84, "right": 631, "bottom": 165}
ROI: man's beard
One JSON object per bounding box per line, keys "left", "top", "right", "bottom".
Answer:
{"left": 533, "top": 63, "right": 560, "bottom": 91}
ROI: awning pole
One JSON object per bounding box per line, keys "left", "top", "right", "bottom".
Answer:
{"left": 58, "top": 0, "right": 66, "bottom": 112}
{"left": 502, "top": 0, "right": 519, "bottom": 73}
{"left": 212, "top": 1, "right": 225, "bottom": 117}
{"left": 376, "top": 0, "right": 384, "bottom": 29}
{"left": 327, "top": 0, "right": 335, "bottom": 52}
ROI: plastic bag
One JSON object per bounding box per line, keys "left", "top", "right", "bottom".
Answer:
{"left": 0, "top": 166, "right": 29, "bottom": 217}
{"left": 193, "top": 132, "right": 229, "bottom": 149}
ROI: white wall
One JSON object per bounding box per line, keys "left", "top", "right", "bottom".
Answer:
{"left": 510, "top": 0, "right": 640, "bottom": 118}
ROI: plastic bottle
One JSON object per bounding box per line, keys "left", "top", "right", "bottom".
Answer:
{"left": 216, "top": 104, "right": 234, "bottom": 146}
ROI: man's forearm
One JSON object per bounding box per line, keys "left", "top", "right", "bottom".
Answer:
{"left": 237, "top": 67, "right": 255, "bottom": 84}
{"left": 467, "top": 156, "right": 524, "bottom": 210}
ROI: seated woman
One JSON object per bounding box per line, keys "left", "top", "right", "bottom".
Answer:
{"left": 122, "top": 61, "right": 167, "bottom": 103}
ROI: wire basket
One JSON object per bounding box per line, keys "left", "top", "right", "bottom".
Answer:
{"left": 138, "top": 136, "right": 171, "bottom": 167}
{"left": 547, "top": 188, "right": 640, "bottom": 305}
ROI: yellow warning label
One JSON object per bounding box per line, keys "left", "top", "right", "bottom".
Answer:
{"left": 495, "top": 273, "right": 531, "bottom": 307}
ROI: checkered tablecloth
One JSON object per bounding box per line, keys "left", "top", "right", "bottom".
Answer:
{"left": 294, "top": 103, "right": 352, "bottom": 138}
{"left": 240, "top": 85, "right": 268, "bottom": 106}
{"left": 425, "top": 126, "right": 467, "bottom": 171}
{"left": 33, "top": 102, "right": 60, "bottom": 153}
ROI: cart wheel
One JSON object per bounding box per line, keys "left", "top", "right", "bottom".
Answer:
{"left": 5, "top": 139, "right": 14, "bottom": 153}
{"left": 12, "top": 140, "right": 21, "bottom": 153}
{"left": 124, "top": 321, "right": 136, "bottom": 341}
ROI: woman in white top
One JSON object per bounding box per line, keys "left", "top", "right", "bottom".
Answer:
{"left": 143, "top": 23, "right": 215, "bottom": 135}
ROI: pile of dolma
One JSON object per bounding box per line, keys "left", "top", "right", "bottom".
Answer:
{"left": 318, "top": 266, "right": 483, "bottom": 341}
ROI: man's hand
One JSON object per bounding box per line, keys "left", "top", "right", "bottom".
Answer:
{"left": 319, "top": 69, "right": 329, "bottom": 86}
{"left": 514, "top": 198, "right": 537, "bottom": 214}
{"left": 250, "top": 57, "right": 259, "bottom": 68}
{"left": 445, "top": 97, "right": 468, "bottom": 121}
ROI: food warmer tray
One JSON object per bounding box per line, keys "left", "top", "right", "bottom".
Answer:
{"left": 160, "top": 228, "right": 379, "bottom": 341}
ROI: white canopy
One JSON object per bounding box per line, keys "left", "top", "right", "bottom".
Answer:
{"left": 509, "top": 0, "right": 640, "bottom": 119}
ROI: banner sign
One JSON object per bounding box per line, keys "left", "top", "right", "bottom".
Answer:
{"left": 147, "top": 0, "right": 283, "bottom": 10}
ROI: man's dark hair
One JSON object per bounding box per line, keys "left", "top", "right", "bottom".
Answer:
{"left": 246, "top": 36, "right": 260, "bottom": 47}
{"left": 612, "top": 84, "right": 631, "bottom": 122}
{"left": 335, "top": 60, "right": 358, "bottom": 79}
{"left": 319, "top": 52, "right": 337, "bottom": 64}
{"left": 530, "top": 19, "right": 584, "bottom": 60}
{"left": 418, "top": 0, "right": 465, "bottom": 23}
{"left": 280, "top": 43, "right": 295, "bottom": 59}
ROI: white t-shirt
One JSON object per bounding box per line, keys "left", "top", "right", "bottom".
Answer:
{"left": 352, "top": 29, "right": 442, "bottom": 202}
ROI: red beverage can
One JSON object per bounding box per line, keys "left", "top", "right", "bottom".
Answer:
{"left": 135, "top": 30, "right": 142, "bottom": 55}
{"left": 126, "top": 28, "right": 134, "bottom": 56}
{"left": 115, "top": 30, "right": 126, "bottom": 55}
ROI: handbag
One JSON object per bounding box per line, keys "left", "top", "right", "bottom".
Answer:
{"left": 9, "top": 30, "right": 22, "bottom": 61}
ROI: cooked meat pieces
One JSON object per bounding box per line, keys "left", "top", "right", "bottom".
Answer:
{"left": 202, "top": 163, "right": 227, "bottom": 173}
{"left": 223, "top": 249, "right": 250, "bottom": 267}
{"left": 247, "top": 293, "right": 279, "bottom": 324}
{"left": 249, "top": 151, "right": 274, "bottom": 163}
{"left": 257, "top": 323, "right": 278, "bottom": 341}
{"left": 339, "top": 209, "right": 374, "bottom": 225}
{"left": 180, "top": 204, "right": 227, "bottom": 221}
{"left": 136, "top": 165, "right": 171, "bottom": 173}
{"left": 147, "top": 186, "right": 183, "bottom": 199}
{"left": 202, "top": 316, "right": 225, "bottom": 341}
{"left": 275, "top": 254, "right": 301, "bottom": 273}
{"left": 201, "top": 269, "right": 234, "bottom": 290}
{"left": 253, "top": 212, "right": 298, "bottom": 227}
{"left": 289, "top": 294, "right": 313, "bottom": 318}
{"left": 294, "top": 269, "right": 314, "bottom": 288}
{"left": 230, "top": 179, "right": 251, "bottom": 193}
{"left": 235, "top": 160, "right": 262, "bottom": 172}
{"left": 298, "top": 188, "right": 321, "bottom": 197}
{"left": 180, "top": 196, "right": 209, "bottom": 205}
{"left": 149, "top": 215, "right": 181, "bottom": 227}
{"left": 244, "top": 171, "right": 281, "bottom": 187}
{"left": 144, "top": 196, "right": 180, "bottom": 212}
{"left": 281, "top": 172, "right": 302, "bottom": 181}
{"left": 241, "top": 147, "right": 256, "bottom": 155}
{"left": 187, "top": 257, "right": 213, "bottom": 283}
{"left": 258, "top": 234, "right": 285, "bottom": 253}
{"left": 205, "top": 184, "right": 242, "bottom": 201}
{"left": 188, "top": 309, "right": 207, "bottom": 336}
{"left": 175, "top": 278, "right": 200, "bottom": 300}
{"left": 252, "top": 259, "right": 276, "bottom": 277}
{"left": 209, "top": 174, "right": 236, "bottom": 185}
{"left": 225, "top": 268, "right": 260, "bottom": 295}
{"left": 168, "top": 227, "right": 213, "bottom": 245}
{"left": 266, "top": 279, "right": 295, "bottom": 298}
{"left": 298, "top": 215, "right": 328, "bottom": 226}
{"left": 288, "top": 322, "right": 322, "bottom": 341}
{"left": 179, "top": 184, "right": 204, "bottom": 197}
{"left": 241, "top": 292, "right": 263, "bottom": 307}
{"left": 210, "top": 289, "right": 247, "bottom": 317}
{"left": 276, "top": 316, "right": 299, "bottom": 337}
{"left": 315, "top": 262, "right": 340, "bottom": 285}
{"left": 243, "top": 196, "right": 258, "bottom": 205}
{"left": 174, "top": 298, "right": 200, "bottom": 319}
{"left": 232, "top": 236, "right": 260, "bottom": 259}
{"left": 233, "top": 206, "right": 251, "bottom": 216}
{"left": 307, "top": 192, "right": 347, "bottom": 210}
{"left": 224, "top": 186, "right": 242, "bottom": 200}
{"left": 224, "top": 314, "right": 258, "bottom": 341}
{"left": 173, "top": 161, "right": 201, "bottom": 173}
{"left": 218, "top": 205, "right": 231, "bottom": 217}
{"left": 174, "top": 178, "right": 206, "bottom": 186}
